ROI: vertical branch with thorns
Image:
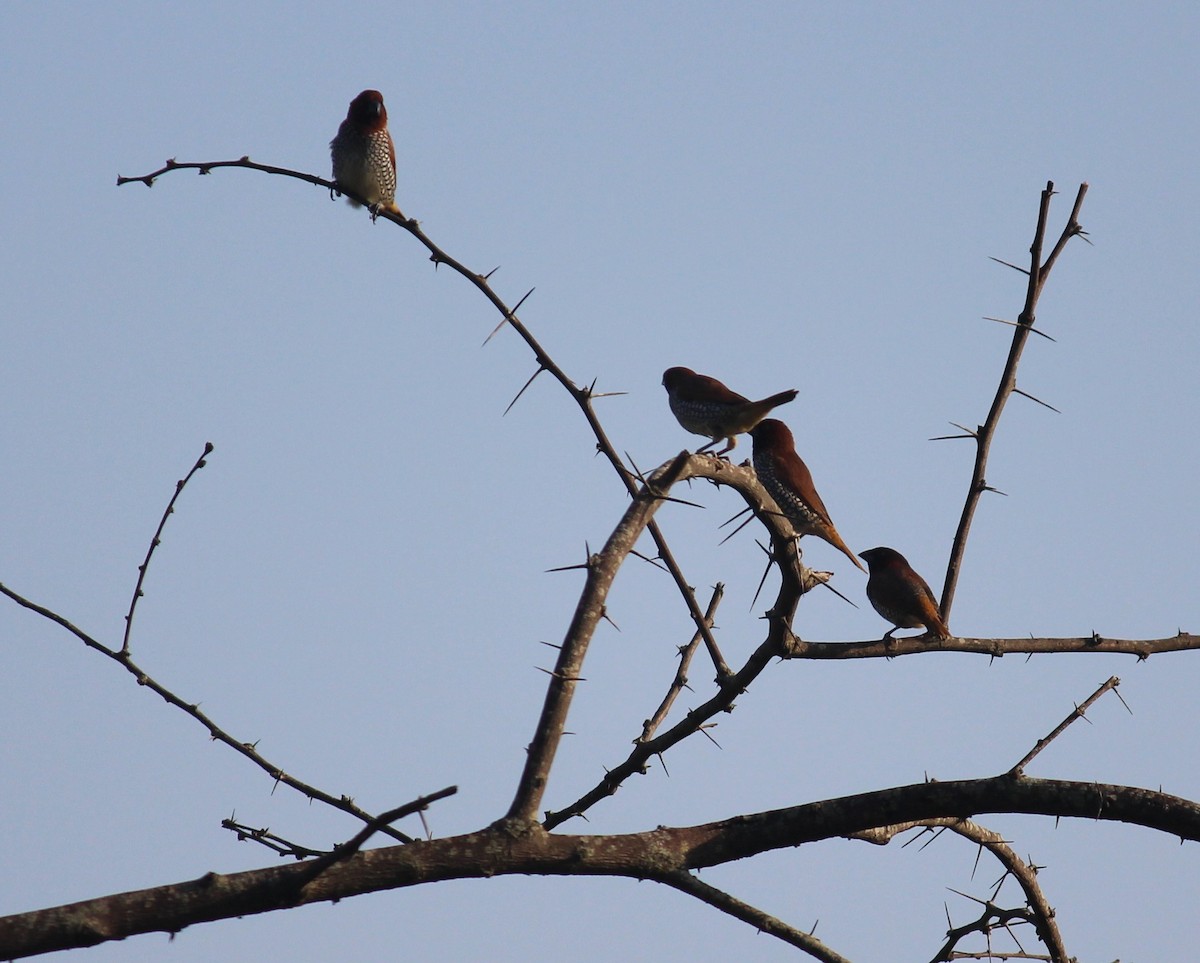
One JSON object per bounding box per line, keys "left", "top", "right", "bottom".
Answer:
{"left": 938, "top": 182, "right": 1089, "bottom": 623}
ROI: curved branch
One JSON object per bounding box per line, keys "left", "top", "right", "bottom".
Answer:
{"left": 116, "top": 157, "right": 726, "bottom": 690}
{"left": 4, "top": 774, "right": 1196, "bottom": 959}
{"left": 504, "top": 452, "right": 693, "bottom": 824}
{"left": 853, "top": 818, "right": 1068, "bottom": 963}
{"left": 122, "top": 442, "right": 212, "bottom": 655}
{"left": 542, "top": 455, "right": 832, "bottom": 829}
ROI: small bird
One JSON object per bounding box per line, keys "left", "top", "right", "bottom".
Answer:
{"left": 859, "top": 546, "right": 950, "bottom": 639}
{"left": 749, "top": 419, "right": 865, "bottom": 572}
{"left": 662, "top": 366, "right": 798, "bottom": 456}
{"left": 330, "top": 89, "right": 400, "bottom": 215}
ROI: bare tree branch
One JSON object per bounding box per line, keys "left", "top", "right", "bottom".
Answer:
{"left": 783, "top": 633, "right": 1199, "bottom": 660}
{"left": 0, "top": 582, "right": 417, "bottom": 845}
{"left": 1010, "top": 676, "right": 1122, "bottom": 776}
{"left": 4, "top": 774, "right": 1196, "bottom": 959}
{"left": 941, "top": 182, "right": 1089, "bottom": 623}
{"left": 853, "top": 818, "right": 1068, "bottom": 962}
{"left": 116, "top": 157, "right": 726, "bottom": 697}
{"left": 122, "top": 442, "right": 212, "bottom": 655}
{"left": 504, "top": 452, "right": 693, "bottom": 824}
{"left": 639, "top": 583, "right": 725, "bottom": 744}
{"left": 659, "top": 871, "right": 853, "bottom": 963}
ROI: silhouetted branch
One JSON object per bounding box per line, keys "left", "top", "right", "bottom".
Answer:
{"left": 504, "top": 453, "right": 694, "bottom": 824}
{"left": 1010, "top": 676, "right": 1122, "bottom": 775}
{"left": 853, "top": 817, "right": 1067, "bottom": 962}
{"left": 5, "top": 774, "right": 1197, "bottom": 959}
{"left": 639, "top": 584, "right": 725, "bottom": 744}
{"left": 659, "top": 871, "right": 852, "bottom": 963}
{"left": 122, "top": 442, "right": 213, "bottom": 655}
{"left": 0, "top": 581, "right": 417, "bottom": 845}
{"left": 116, "top": 157, "right": 724, "bottom": 694}
{"left": 781, "top": 633, "right": 1199, "bottom": 661}
{"left": 941, "top": 182, "right": 1089, "bottom": 623}
{"left": 542, "top": 454, "right": 836, "bottom": 829}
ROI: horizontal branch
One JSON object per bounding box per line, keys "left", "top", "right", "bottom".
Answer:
{"left": 4, "top": 775, "right": 1196, "bottom": 959}
{"left": 786, "top": 632, "right": 1200, "bottom": 660}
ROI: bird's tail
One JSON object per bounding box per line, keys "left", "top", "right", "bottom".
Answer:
{"left": 742, "top": 389, "right": 799, "bottom": 423}
{"left": 927, "top": 610, "right": 951, "bottom": 639}
{"left": 819, "top": 526, "right": 867, "bottom": 573}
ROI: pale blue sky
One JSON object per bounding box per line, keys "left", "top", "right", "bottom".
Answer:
{"left": 2, "top": 3, "right": 1198, "bottom": 961}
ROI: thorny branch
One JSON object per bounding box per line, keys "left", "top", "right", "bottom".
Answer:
{"left": 542, "top": 454, "right": 831, "bottom": 829}
{"left": 853, "top": 819, "right": 1067, "bottom": 963}
{"left": 117, "top": 157, "right": 727, "bottom": 689}
{"left": 0, "top": 166, "right": 1136, "bottom": 961}
{"left": 659, "top": 871, "right": 853, "bottom": 963}
{"left": 939, "top": 182, "right": 1089, "bottom": 623}
{"left": 5, "top": 773, "right": 1199, "bottom": 959}
{"left": 1010, "top": 676, "right": 1124, "bottom": 776}
{"left": 639, "top": 583, "right": 725, "bottom": 744}
{"left": 0, "top": 579, "right": 416, "bottom": 845}
{"left": 122, "top": 441, "right": 212, "bottom": 656}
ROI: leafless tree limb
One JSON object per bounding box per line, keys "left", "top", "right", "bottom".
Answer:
{"left": 4, "top": 773, "right": 1196, "bottom": 959}
{"left": 116, "top": 157, "right": 725, "bottom": 694}
{"left": 852, "top": 818, "right": 1067, "bottom": 962}
{"left": 659, "top": 871, "right": 853, "bottom": 963}
{"left": 639, "top": 584, "right": 724, "bottom": 743}
{"left": 122, "top": 441, "right": 212, "bottom": 655}
{"left": 1010, "top": 676, "right": 1122, "bottom": 776}
{"left": 504, "top": 452, "right": 694, "bottom": 824}
{"left": 940, "top": 182, "right": 1089, "bottom": 623}
{"left": 0, "top": 581, "right": 417, "bottom": 845}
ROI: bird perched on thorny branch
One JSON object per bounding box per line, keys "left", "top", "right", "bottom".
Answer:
{"left": 662, "top": 366, "right": 798, "bottom": 457}
{"left": 330, "top": 89, "right": 400, "bottom": 216}
{"left": 749, "top": 419, "right": 865, "bottom": 572}
{"left": 859, "top": 546, "right": 950, "bottom": 640}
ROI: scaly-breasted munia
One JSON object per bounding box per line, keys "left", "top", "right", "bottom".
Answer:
{"left": 662, "top": 366, "right": 798, "bottom": 456}
{"left": 859, "top": 546, "right": 950, "bottom": 639}
{"left": 749, "top": 419, "right": 865, "bottom": 572}
{"left": 330, "top": 89, "right": 400, "bottom": 214}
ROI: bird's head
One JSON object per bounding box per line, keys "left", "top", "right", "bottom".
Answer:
{"left": 749, "top": 418, "right": 794, "bottom": 450}
{"left": 346, "top": 89, "right": 388, "bottom": 129}
{"left": 858, "top": 547, "right": 905, "bottom": 571}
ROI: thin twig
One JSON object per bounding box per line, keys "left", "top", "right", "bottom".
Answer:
{"left": 0, "top": 581, "right": 416, "bottom": 844}
{"left": 1009, "top": 676, "right": 1120, "bottom": 775}
{"left": 639, "top": 584, "right": 724, "bottom": 743}
{"left": 851, "top": 817, "right": 1069, "bottom": 963}
{"left": 221, "top": 818, "right": 325, "bottom": 859}
{"left": 122, "top": 442, "right": 213, "bottom": 655}
{"left": 295, "top": 786, "right": 458, "bottom": 889}
{"left": 658, "top": 871, "right": 853, "bottom": 963}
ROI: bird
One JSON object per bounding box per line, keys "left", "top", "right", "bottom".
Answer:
{"left": 662, "top": 366, "right": 798, "bottom": 456}
{"left": 859, "top": 546, "right": 950, "bottom": 639}
{"left": 330, "top": 89, "right": 400, "bottom": 215}
{"left": 749, "top": 419, "right": 865, "bottom": 572}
